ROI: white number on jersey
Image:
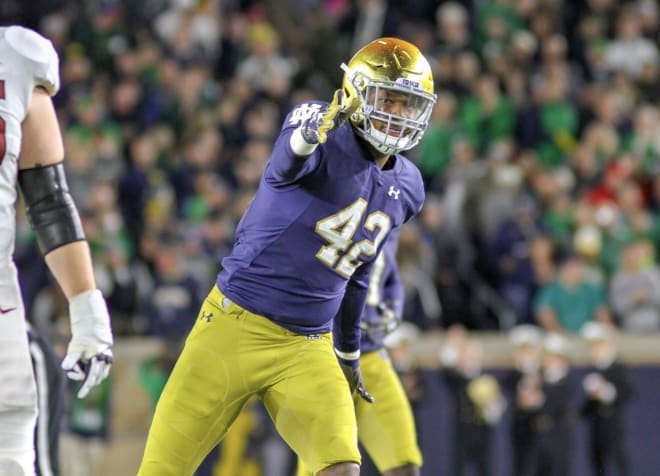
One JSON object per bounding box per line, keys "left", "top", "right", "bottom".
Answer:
{"left": 315, "top": 199, "right": 392, "bottom": 278}
{"left": 366, "top": 250, "right": 386, "bottom": 306}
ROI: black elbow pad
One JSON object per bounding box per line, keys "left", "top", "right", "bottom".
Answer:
{"left": 17, "top": 162, "right": 86, "bottom": 254}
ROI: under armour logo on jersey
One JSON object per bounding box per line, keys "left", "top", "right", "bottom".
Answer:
{"left": 388, "top": 185, "right": 401, "bottom": 200}
{"left": 200, "top": 311, "right": 214, "bottom": 322}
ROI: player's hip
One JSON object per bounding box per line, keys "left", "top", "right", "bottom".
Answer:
{"left": 198, "top": 286, "right": 332, "bottom": 339}
{"left": 185, "top": 286, "right": 336, "bottom": 380}
{"left": 216, "top": 275, "right": 341, "bottom": 334}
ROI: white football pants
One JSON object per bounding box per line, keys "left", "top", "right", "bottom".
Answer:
{"left": 0, "top": 263, "right": 37, "bottom": 476}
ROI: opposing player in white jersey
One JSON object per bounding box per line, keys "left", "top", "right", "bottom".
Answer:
{"left": 0, "top": 26, "right": 114, "bottom": 476}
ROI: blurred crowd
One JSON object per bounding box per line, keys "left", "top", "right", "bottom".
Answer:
{"left": 3, "top": 0, "right": 658, "bottom": 474}
{"left": 5, "top": 0, "right": 660, "bottom": 346}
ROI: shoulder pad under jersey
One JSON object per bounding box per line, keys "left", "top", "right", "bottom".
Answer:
{"left": 4, "top": 26, "right": 60, "bottom": 96}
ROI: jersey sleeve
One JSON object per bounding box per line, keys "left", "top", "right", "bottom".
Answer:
{"left": 265, "top": 101, "right": 327, "bottom": 184}
{"left": 333, "top": 258, "right": 374, "bottom": 355}
{"left": 4, "top": 26, "right": 60, "bottom": 96}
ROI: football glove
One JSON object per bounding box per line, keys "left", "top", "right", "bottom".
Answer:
{"left": 62, "top": 289, "right": 114, "bottom": 398}
{"left": 360, "top": 303, "right": 402, "bottom": 341}
{"left": 301, "top": 89, "right": 360, "bottom": 145}
{"left": 335, "top": 349, "right": 375, "bottom": 404}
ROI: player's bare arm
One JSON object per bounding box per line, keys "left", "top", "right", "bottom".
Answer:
{"left": 19, "top": 88, "right": 94, "bottom": 296}
{"left": 19, "top": 82, "right": 113, "bottom": 399}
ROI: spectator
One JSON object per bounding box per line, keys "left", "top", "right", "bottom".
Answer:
{"left": 503, "top": 325, "right": 543, "bottom": 476}
{"left": 524, "top": 73, "right": 579, "bottom": 169}
{"left": 534, "top": 254, "right": 612, "bottom": 332}
{"left": 398, "top": 223, "right": 442, "bottom": 330}
{"left": 489, "top": 196, "right": 545, "bottom": 324}
{"left": 533, "top": 333, "right": 574, "bottom": 476}
{"left": 138, "top": 338, "right": 180, "bottom": 410}
{"left": 65, "top": 377, "right": 112, "bottom": 476}
{"left": 440, "top": 327, "right": 505, "bottom": 476}
{"left": 623, "top": 104, "right": 660, "bottom": 175}
{"left": 153, "top": 0, "right": 222, "bottom": 65}
{"left": 118, "top": 130, "right": 165, "bottom": 245}
{"left": 144, "top": 233, "right": 203, "bottom": 342}
{"left": 604, "top": 7, "right": 658, "bottom": 79}
{"left": 609, "top": 240, "right": 660, "bottom": 331}
{"left": 236, "top": 21, "right": 298, "bottom": 99}
{"left": 529, "top": 234, "right": 557, "bottom": 288}
{"left": 453, "top": 50, "right": 482, "bottom": 99}
{"left": 580, "top": 322, "right": 635, "bottom": 476}
{"left": 418, "top": 91, "right": 458, "bottom": 187}
{"left": 435, "top": 2, "right": 471, "bottom": 55}
{"left": 459, "top": 74, "right": 516, "bottom": 150}
{"left": 385, "top": 322, "right": 426, "bottom": 440}
{"left": 419, "top": 196, "right": 474, "bottom": 329}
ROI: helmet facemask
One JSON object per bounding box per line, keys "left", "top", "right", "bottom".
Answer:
{"left": 342, "top": 63, "right": 436, "bottom": 156}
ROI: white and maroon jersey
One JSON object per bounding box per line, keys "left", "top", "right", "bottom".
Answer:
{"left": 0, "top": 27, "right": 58, "bottom": 465}
{"left": 0, "top": 26, "right": 59, "bottom": 269}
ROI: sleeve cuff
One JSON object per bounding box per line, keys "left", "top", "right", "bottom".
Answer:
{"left": 335, "top": 348, "right": 360, "bottom": 361}
{"left": 290, "top": 127, "right": 319, "bottom": 156}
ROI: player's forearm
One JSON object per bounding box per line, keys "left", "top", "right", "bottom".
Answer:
{"left": 44, "top": 241, "right": 97, "bottom": 299}
{"left": 268, "top": 129, "right": 316, "bottom": 182}
{"left": 18, "top": 159, "right": 95, "bottom": 299}
{"left": 334, "top": 282, "right": 367, "bottom": 355}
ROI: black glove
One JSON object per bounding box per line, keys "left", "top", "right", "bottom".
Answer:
{"left": 335, "top": 350, "right": 375, "bottom": 404}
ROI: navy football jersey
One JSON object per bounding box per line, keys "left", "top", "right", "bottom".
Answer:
{"left": 217, "top": 101, "right": 424, "bottom": 338}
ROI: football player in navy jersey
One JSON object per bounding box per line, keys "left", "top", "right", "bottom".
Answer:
{"left": 139, "top": 37, "right": 436, "bottom": 476}
{"left": 297, "top": 231, "right": 423, "bottom": 476}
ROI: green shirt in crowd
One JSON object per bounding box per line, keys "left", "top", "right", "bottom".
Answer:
{"left": 459, "top": 95, "right": 516, "bottom": 149}
{"left": 537, "top": 101, "right": 578, "bottom": 168}
{"left": 534, "top": 280, "right": 606, "bottom": 332}
{"left": 419, "top": 124, "right": 455, "bottom": 179}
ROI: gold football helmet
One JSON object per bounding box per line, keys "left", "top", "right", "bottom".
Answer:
{"left": 341, "top": 37, "right": 436, "bottom": 155}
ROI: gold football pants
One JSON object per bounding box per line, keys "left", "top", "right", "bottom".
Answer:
{"left": 138, "top": 286, "right": 360, "bottom": 475}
